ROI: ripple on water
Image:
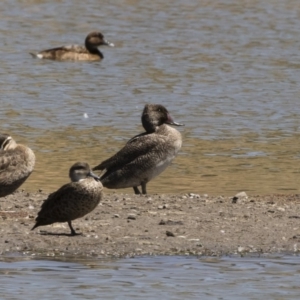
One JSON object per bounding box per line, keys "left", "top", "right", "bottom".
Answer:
{"left": 1, "top": 255, "right": 300, "bottom": 299}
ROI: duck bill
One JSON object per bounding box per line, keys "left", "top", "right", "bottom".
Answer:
{"left": 102, "top": 39, "right": 114, "bottom": 47}
{"left": 166, "top": 114, "right": 184, "bottom": 126}
{"left": 88, "top": 171, "right": 101, "bottom": 181}
{"left": 168, "top": 121, "right": 184, "bottom": 126}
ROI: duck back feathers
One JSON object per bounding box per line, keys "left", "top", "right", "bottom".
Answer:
{"left": 0, "top": 134, "right": 35, "bottom": 198}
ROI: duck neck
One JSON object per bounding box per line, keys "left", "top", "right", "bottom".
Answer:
{"left": 85, "top": 42, "right": 103, "bottom": 58}
{"left": 142, "top": 116, "right": 157, "bottom": 133}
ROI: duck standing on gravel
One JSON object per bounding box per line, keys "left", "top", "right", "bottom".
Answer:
{"left": 93, "top": 104, "right": 183, "bottom": 195}
{"left": 32, "top": 162, "right": 103, "bottom": 236}
{"left": 30, "top": 31, "right": 114, "bottom": 61}
{"left": 0, "top": 134, "right": 35, "bottom": 198}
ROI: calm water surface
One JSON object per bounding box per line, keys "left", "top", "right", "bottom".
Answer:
{"left": 1, "top": 0, "right": 300, "bottom": 195}
{"left": 1, "top": 255, "right": 300, "bottom": 299}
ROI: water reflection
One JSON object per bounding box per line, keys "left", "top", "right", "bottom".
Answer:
{"left": 1, "top": 255, "right": 300, "bottom": 299}
{"left": 1, "top": 0, "right": 300, "bottom": 195}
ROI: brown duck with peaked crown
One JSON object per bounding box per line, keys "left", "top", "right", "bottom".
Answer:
{"left": 93, "top": 104, "right": 183, "bottom": 195}
{"left": 0, "top": 134, "right": 35, "bottom": 198}
{"left": 30, "top": 31, "right": 114, "bottom": 61}
{"left": 32, "top": 162, "right": 103, "bottom": 236}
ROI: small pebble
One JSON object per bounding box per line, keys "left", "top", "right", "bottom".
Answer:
{"left": 127, "top": 214, "right": 136, "bottom": 220}
{"left": 232, "top": 196, "right": 238, "bottom": 204}
{"left": 238, "top": 246, "right": 245, "bottom": 253}
{"left": 166, "top": 231, "right": 175, "bottom": 237}
{"left": 235, "top": 191, "right": 248, "bottom": 199}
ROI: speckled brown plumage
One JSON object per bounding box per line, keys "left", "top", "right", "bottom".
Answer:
{"left": 32, "top": 162, "right": 103, "bottom": 235}
{"left": 0, "top": 134, "right": 35, "bottom": 198}
{"left": 93, "top": 104, "right": 183, "bottom": 195}
{"left": 30, "top": 31, "right": 114, "bottom": 61}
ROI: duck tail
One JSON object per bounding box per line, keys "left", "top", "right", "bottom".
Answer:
{"left": 30, "top": 52, "right": 43, "bottom": 59}
{"left": 31, "top": 222, "right": 40, "bottom": 231}
{"left": 92, "top": 166, "right": 107, "bottom": 178}
{"left": 92, "top": 164, "right": 101, "bottom": 171}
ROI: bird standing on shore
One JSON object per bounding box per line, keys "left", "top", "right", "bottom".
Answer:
{"left": 93, "top": 104, "right": 183, "bottom": 194}
{"left": 0, "top": 134, "right": 35, "bottom": 198}
{"left": 32, "top": 162, "right": 103, "bottom": 236}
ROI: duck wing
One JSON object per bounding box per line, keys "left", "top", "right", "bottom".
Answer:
{"left": 45, "top": 44, "right": 87, "bottom": 53}
{"left": 0, "top": 149, "right": 25, "bottom": 181}
{"left": 32, "top": 44, "right": 88, "bottom": 59}
{"left": 93, "top": 132, "right": 159, "bottom": 174}
{"left": 35, "top": 182, "right": 79, "bottom": 220}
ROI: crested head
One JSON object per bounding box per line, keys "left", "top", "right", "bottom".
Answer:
{"left": 0, "top": 134, "right": 16, "bottom": 150}
{"left": 141, "top": 104, "right": 183, "bottom": 132}
{"left": 69, "top": 162, "right": 100, "bottom": 182}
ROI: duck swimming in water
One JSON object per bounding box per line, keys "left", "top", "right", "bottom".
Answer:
{"left": 0, "top": 134, "right": 35, "bottom": 198}
{"left": 93, "top": 104, "right": 183, "bottom": 195}
{"left": 32, "top": 162, "right": 103, "bottom": 236}
{"left": 30, "top": 31, "right": 114, "bottom": 61}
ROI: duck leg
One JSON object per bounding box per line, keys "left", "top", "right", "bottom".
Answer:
{"left": 68, "top": 220, "right": 80, "bottom": 236}
{"left": 141, "top": 182, "right": 147, "bottom": 195}
{"left": 133, "top": 186, "right": 141, "bottom": 194}
{"left": 133, "top": 184, "right": 147, "bottom": 195}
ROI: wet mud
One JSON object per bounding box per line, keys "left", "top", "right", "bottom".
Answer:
{"left": 1, "top": 190, "right": 300, "bottom": 258}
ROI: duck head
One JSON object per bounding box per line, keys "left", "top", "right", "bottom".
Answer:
{"left": 141, "top": 104, "right": 184, "bottom": 132}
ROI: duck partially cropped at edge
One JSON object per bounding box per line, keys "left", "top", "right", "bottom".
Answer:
{"left": 0, "top": 133, "right": 35, "bottom": 198}
{"left": 30, "top": 31, "right": 114, "bottom": 61}
{"left": 93, "top": 104, "right": 184, "bottom": 195}
{"left": 32, "top": 162, "right": 103, "bottom": 236}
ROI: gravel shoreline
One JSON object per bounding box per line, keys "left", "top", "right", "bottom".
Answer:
{"left": 1, "top": 190, "right": 300, "bottom": 258}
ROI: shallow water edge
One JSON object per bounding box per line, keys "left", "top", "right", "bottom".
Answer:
{"left": 14, "top": 128, "right": 300, "bottom": 197}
